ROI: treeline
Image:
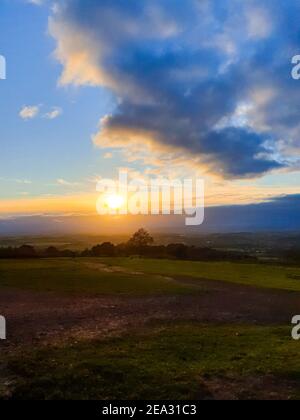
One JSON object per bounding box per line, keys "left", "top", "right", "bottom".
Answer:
{"left": 0, "top": 230, "right": 254, "bottom": 262}
{"left": 0, "top": 243, "right": 252, "bottom": 262}
{"left": 0, "top": 245, "right": 76, "bottom": 259}
{"left": 82, "top": 242, "right": 253, "bottom": 261}
{"left": 282, "top": 248, "right": 300, "bottom": 263}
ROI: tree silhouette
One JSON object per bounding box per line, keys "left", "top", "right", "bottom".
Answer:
{"left": 128, "top": 229, "right": 154, "bottom": 248}
{"left": 91, "top": 242, "right": 115, "bottom": 257}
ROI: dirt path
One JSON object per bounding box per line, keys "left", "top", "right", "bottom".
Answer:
{"left": 1, "top": 276, "right": 299, "bottom": 350}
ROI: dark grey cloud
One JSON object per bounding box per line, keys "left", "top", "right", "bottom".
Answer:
{"left": 50, "top": 0, "right": 300, "bottom": 178}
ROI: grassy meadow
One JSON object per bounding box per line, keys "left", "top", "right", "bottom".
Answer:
{"left": 0, "top": 258, "right": 197, "bottom": 296}
{"left": 1, "top": 257, "right": 300, "bottom": 293}
{"left": 1, "top": 256, "right": 300, "bottom": 400}
{"left": 6, "top": 324, "right": 300, "bottom": 400}
{"left": 100, "top": 257, "right": 300, "bottom": 292}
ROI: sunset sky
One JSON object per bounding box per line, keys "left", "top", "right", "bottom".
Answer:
{"left": 1, "top": 0, "right": 300, "bottom": 223}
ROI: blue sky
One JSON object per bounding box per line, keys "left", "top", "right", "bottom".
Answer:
{"left": 1, "top": 0, "right": 300, "bottom": 219}
{"left": 0, "top": 0, "right": 120, "bottom": 201}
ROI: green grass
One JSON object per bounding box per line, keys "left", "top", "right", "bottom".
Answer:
{"left": 99, "top": 257, "right": 300, "bottom": 292}
{"left": 6, "top": 324, "right": 300, "bottom": 400}
{"left": 0, "top": 259, "right": 196, "bottom": 296}
{"left": 2, "top": 257, "right": 300, "bottom": 295}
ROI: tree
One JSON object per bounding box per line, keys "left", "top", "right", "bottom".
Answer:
{"left": 167, "top": 243, "right": 188, "bottom": 260}
{"left": 128, "top": 229, "right": 154, "bottom": 248}
{"left": 17, "top": 245, "right": 37, "bottom": 258}
{"left": 98, "top": 242, "right": 115, "bottom": 257}
{"left": 44, "top": 246, "right": 59, "bottom": 257}
{"left": 91, "top": 242, "right": 115, "bottom": 257}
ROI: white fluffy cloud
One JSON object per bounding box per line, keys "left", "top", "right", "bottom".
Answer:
{"left": 19, "top": 105, "right": 62, "bottom": 121}
{"left": 44, "top": 107, "right": 62, "bottom": 120}
{"left": 19, "top": 105, "right": 40, "bottom": 120}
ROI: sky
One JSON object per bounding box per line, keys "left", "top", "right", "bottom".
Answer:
{"left": 1, "top": 0, "right": 300, "bottom": 229}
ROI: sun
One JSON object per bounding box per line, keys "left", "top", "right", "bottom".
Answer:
{"left": 105, "top": 194, "right": 125, "bottom": 210}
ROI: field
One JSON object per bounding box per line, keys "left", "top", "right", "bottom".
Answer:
{"left": 0, "top": 259, "right": 195, "bottom": 295}
{"left": 99, "top": 258, "right": 300, "bottom": 292}
{"left": 1, "top": 257, "right": 300, "bottom": 400}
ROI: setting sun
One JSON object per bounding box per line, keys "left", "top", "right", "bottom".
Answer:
{"left": 105, "top": 194, "right": 125, "bottom": 210}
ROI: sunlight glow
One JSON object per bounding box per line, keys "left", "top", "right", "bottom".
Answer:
{"left": 105, "top": 194, "right": 125, "bottom": 210}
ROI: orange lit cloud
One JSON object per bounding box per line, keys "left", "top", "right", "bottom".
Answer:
{"left": 2, "top": 182, "right": 300, "bottom": 217}
{"left": 0, "top": 193, "right": 97, "bottom": 216}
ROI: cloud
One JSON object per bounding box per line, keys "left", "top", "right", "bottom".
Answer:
{"left": 56, "top": 178, "right": 81, "bottom": 187}
{"left": 26, "top": 0, "right": 44, "bottom": 6}
{"left": 49, "top": 0, "right": 300, "bottom": 179}
{"left": 0, "top": 178, "right": 33, "bottom": 185}
{"left": 19, "top": 105, "right": 63, "bottom": 121}
{"left": 44, "top": 107, "right": 62, "bottom": 120}
{"left": 15, "top": 179, "right": 32, "bottom": 185}
{"left": 19, "top": 105, "right": 40, "bottom": 120}
{"left": 246, "top": 6, "right": 273, "bottom": 40}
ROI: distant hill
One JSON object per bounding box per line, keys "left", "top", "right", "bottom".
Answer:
{"left": 1, "top": 194, "right": 300, "bottom": 236}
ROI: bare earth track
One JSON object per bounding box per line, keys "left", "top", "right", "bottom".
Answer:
{"left": 1, "top": 276, "right": 300, "bottom": 348}
{"left": 1, "top": 273, "right": 300, "bottom": 400}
